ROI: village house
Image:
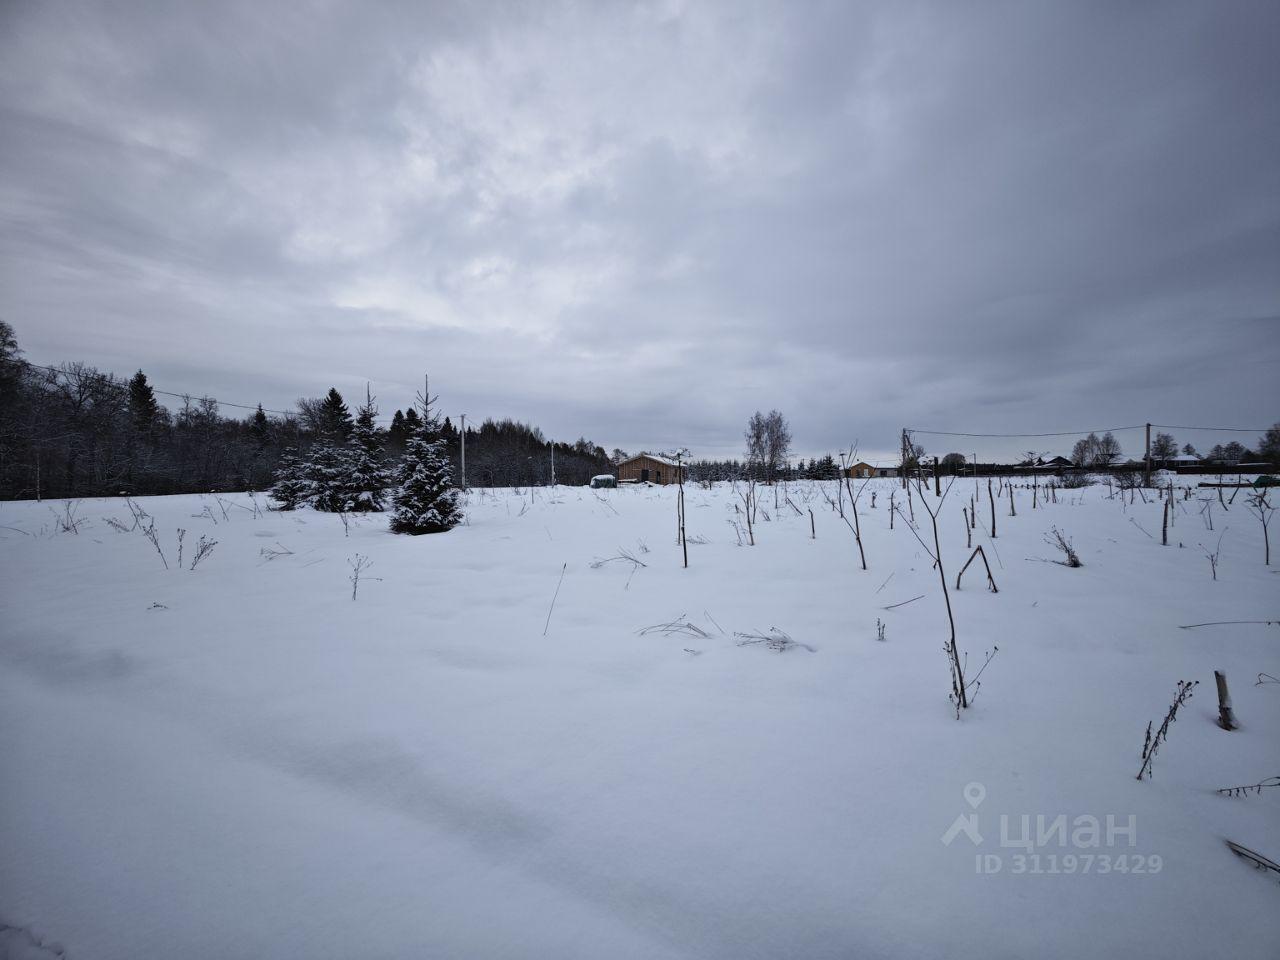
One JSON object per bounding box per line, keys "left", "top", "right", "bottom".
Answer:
{"left": 844, "top": 462, "right": 892, "bottom": 479}
{"left": 615, "top": 454, "right": 684, "bottom": 485}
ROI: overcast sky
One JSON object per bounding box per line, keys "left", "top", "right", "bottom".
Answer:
{"left": 1, "top": 0, "right": 1277, "bottom": 463}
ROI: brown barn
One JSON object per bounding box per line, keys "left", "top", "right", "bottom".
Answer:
{"left": 616, "top": 454, "right": 684, "bottom": 485}
{"left": 845, "top": 462, "right": 876, "bottom": 479}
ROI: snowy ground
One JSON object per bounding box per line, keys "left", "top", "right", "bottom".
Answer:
{"left": 1, "top": 478, "right": 1277, "bottom": 959}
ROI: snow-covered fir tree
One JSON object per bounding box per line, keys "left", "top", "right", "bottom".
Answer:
{"left": 269, "top": 448, "right": 311, "bottom": 510}
{"left": 345, "top": 389, "right": 392, "bottom": 511}
{"left": 317, "top": 387, "right": 354, "bottom": 442}
{"left": 390, "top": 430, "right": 463, "bottom": 535}
{"left": 306, "top": 442, "right": 356, "bottom": 513}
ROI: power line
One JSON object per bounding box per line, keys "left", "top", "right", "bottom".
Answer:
{"left": 1151, "top": 423, "right": 1271, "bottom": 434}
{"left": 907, "top": 425, "right": 1145, "bottom": 439}
{"left": 7, "top": 358, "right": 296, "bottom": 415}
{"left": 4, "top": 357, "right": 552, "bottom": 433}
{"left": 910, "top": 422, "right": 1271, "bottom": 439}
{"left": 4, "top": 357, "right": 405, "bottom": 423}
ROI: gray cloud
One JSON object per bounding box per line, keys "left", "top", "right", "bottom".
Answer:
{"left": 2, "top": 0, "right": 1277, "bottom": 462}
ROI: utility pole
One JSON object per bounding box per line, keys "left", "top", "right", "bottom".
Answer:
{"left": 550, "top": 440, "right": 556, "bottom": 487}
{"left": 460, "top": 414, "right": 466, "bottom": 489}
{"left": 1144, "top": 422, "right": 1152, "bottom": 487}
{"left": 901, "top": 429, "right": 909, "bottom": 489}
{"left": 677, "top": 449, "right": 688, "bottom": 568}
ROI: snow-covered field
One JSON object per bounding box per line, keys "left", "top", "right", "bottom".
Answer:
{"left": 1, "top": 479, "right": 1276, "bottom": 959}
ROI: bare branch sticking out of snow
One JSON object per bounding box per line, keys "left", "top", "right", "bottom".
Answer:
{"left": 590, "top": 547, "right": 647, "bottom": 589}
{"left": 189, "top": 534, "right": 217, "bottom": 571}
{"left": 1215, "top": 775, "right": 1280, "bottom": 798}
{"left": 1044, "top": 527, "right": 1081, "bottom": 567}
{"left": 734, "top": 628, "right": 815, "bottom": 653}
{"left": 50, "top": 500, "right": 86, "bottom": 535}
{"left": 639, "top": 615, "right": 712, "bottom": 640}
{"left": 259, "top": 542, "right": 295, "bottom": 562}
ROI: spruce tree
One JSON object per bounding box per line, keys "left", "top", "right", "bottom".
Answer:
{"left": 269, "top": 448, "right": 312, "bottom": 510}
{"left": 318, "top": 387, "right": 353, "bottom": 442}
{"left": 387, "top": 409, "right": 407, "bottom": 455}
{"left": 128, "top": 370, "right": 160, "bottom": 434}
{"left": 390, "top": 428, "right": 463, "bottom": 535}
{"left": 306, "top": 443, "right": 355, "bottom": 512}
{"left": 250, "top": 404, "right": 270, "bottom": 447}
{"left": 346, "top": 389, "right": 392, "bottom": 511}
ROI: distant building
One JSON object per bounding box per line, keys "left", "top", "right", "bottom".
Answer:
{"left": 616, "top": 454, "right": 684, "bottom": 485}
{"left": 1015, "top": 455, "right": 1075, "bottom": 473}
{"left": 845, "top": 461, "right": 877, "bottom": 479}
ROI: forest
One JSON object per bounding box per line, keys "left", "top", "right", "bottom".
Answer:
{"left": 0, "top": 321, "right": 612, "bottom": 500}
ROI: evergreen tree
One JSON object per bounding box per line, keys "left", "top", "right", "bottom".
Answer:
{"left": 306, "top": 443, "right": 356, "bottom": 512}
{"left": 269, "top": 448, "right": 311, "bottom": 510}
{"left": 250, "top": 404, "right": 270, "bottom": 447}
{"left": 318, "top": 387, "right": 353, "bottom": 442}
{"left": 128, "top": 370, "right": 160, "bottom": 434}
{"left": 345, "top": 389, "right": 392, "bottom": 511}
{"left": 387, "top": 409, "right": 407, "bottom": 454}
{"left": 390, "top": 428, "right": 463, "bottom": 535}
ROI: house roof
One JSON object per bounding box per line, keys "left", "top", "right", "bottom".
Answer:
{"left": 618, "top": 453, "right": 682, "bottom": 468}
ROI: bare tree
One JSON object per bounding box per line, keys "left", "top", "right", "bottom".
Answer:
{"left": 1072, "top": 431, "right": 1123, "bottom": 468}
{"left": 1097, "top": 431, "right": 1123, "bottom": 466}
{"left": 744, "top": 410, "right": 792, "bottom": 483}
{"left": 1259, "top": 423, "right": 1280, "bottom": 465}
{"left": 1150, "top": 432, "right": 1177, "bottom": 464}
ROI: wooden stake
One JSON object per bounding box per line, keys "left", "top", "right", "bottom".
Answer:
{"left": 956, "top": 545, "right": 998, "bottom": 593}
{"left": 1214, "top": 670, "right": 1236, "bottom": 730}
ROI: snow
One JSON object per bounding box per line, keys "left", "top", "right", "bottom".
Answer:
{"left": 1, "top": 480, "right": 1277, "bottom": 958}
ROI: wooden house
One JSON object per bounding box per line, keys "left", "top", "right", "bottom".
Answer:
{"left": 616, "top": 454, "right": 684, "bottom": 485}
{"left": 845, "top": 462, "right": 877, "bottom": 479}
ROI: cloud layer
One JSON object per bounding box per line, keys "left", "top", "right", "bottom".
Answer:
{"left": 2, "top": 0, "right": 1277, "bottom": 461}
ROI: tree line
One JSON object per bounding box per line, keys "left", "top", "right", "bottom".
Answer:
{"left": 0, "top": 321, "right": 613, "bottom": 500}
